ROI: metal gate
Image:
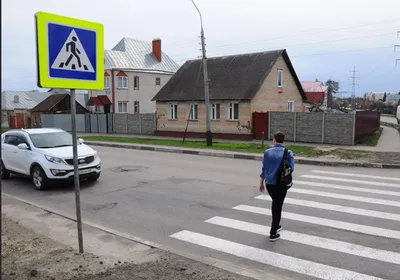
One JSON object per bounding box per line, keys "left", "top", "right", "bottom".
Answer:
{"left": 252, "top": 112, "right": 269, "bottom": 140}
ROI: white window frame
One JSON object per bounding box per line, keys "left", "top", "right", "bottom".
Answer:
{"left": 169, "top": 104, "right": 178, "bottom": 120}
{"left": 277, "top": 69, "right": 283, "bottom": 87}
{"left": 134, "top": 76, "right": 139, "bottom": 90}
{"left": 117, "top": 76, "right": 128, "bottom": 89}
{"left": 118, "top": 102, "right": 128, "bottom": 113}
{"left": 228, "top": 103, "right": 239, "bottom": 120}
{"left": 287, "top": 101, "right": 294, "bottom": 112}
{"left": 211, "top": 103, "right": 220, "bottom": 120}
{"left": 104, "top": 76, "right": 110, "bottom": 88}
{"left": 188, "top": 103, "right": 198, "bottom": 120}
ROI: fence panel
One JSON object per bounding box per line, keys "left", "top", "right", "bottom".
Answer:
{"left": 98, "top": 114, "right": 107, "bottom": 133}
{"left": 324, "top": 113, "right": 354, "bottom": 145}
{"left": 90, "top": 114, "right": 98, "bottom": 133}
{"left": 40, "top": 114, "right": 86, "bottom": 132}
{"left": 354, "top": 111, "right": 380, "bottom": 141}
{"left": 140, "top": 113, "right": 156, "bottom": 135}
{"left": 296, "top": 113, "right": 324, "bottom": 143}
{"left": 269, "top": 112, "right": 294, "bottom": 141}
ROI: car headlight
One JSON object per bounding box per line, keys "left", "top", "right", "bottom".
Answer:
{"left": 45, "top": 155, "right": 64, "bottom": 164}
{"left": 93, "top": 151, "right": 99, "bottom": 159}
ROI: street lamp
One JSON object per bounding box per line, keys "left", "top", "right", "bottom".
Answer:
{"left": 190, "top": 0, "right": 212, "bottom": 146}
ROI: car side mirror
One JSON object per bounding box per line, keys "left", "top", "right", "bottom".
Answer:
{"left": 17, "top": 143, "right": 29, "bottom": 150}
{"left": 78, "top": 138, "right": 84, "bottom": 144}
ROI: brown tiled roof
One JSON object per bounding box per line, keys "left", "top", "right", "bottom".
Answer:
{"left": 152, "top": 49, "right": 306, "bottom": 102}
{"left": 31, "top": 94, "right": 69, "bottom": 112}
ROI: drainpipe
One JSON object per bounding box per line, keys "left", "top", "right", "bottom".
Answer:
{"left": 111, "top": 69, "right": 115, "bottom": 113}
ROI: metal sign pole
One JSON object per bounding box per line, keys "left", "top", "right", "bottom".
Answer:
{"left": 70, "top": 88, "right": 84, "bottom": 253}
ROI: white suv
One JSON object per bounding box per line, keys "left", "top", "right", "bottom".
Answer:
{"left": 1, "top": 128, "right": 101, "bottom": 190}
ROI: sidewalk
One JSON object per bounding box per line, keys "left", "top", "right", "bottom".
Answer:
{"left": 79, "top": 126, "right": 399, "bottom": 153}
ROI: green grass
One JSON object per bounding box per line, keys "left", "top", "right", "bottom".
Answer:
{"left": 356, "top": 127, "right": 383, "bottom": 146}
{"left": 81, "top": 135, "right": 314, "bottom": 155}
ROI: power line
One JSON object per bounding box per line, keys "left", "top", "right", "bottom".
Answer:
{"left": 168, "top": 18, "right": 400, "bottom": 51}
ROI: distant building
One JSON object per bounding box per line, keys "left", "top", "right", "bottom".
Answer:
{"left": 364, "top": 92, "right": 400, "bottom": 106}
{"left": 88, "top": 38, "right": 179, "bottom": 114}
{"left": 301, "top": 81, "right": 328, "bottom": 106}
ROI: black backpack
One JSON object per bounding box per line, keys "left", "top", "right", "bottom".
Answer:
{"left": 278, "top": 148, "right": 293, "bottom": 190}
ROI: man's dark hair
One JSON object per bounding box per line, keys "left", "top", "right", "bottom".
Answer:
{"left": 274, "top": 132, "right": 285, "bottom": 143}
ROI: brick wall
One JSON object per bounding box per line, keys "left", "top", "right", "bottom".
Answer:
{"left": 269, "top": 112, "right": 355, "bottom": 145}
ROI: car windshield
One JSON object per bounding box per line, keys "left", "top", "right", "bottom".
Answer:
{"left": 29, "top": 132, "right": 75, "bottom": 149}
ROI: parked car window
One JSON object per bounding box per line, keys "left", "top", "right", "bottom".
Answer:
{"left": 29, "top": 131, "right": 73, "bottom": 149}
{"left": 5, "top": 135, "right": 19, "bottom": 146}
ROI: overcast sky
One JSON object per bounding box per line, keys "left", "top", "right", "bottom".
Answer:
{"left": 2, "top": 0, "right": 400, "bottom": 96}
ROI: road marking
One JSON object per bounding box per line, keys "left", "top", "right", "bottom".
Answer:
{"left": 233, "top": 205, "right": 400, "bottom": 239}
{"left": 293, "top": 180, "right": 400, "bottom": 197}
{"left": 255, "top": 195, "right": 400, "bottom": 221}
{"left": 301, "top": 175, "right": 400, "bottom": 188}
{"left": 311, "top": 170, "right": 400, "bottom": 182}
{"left": 205, "top": 216, "right": 400, "bottom": 265}
{"left": 170, "top": 230, "right": 385, "bottom": 280}
{"left": 282, "top": 189, "right": 400, "bottom": 207}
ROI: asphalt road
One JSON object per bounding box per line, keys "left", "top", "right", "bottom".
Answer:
{"left": 2, "top": 146, "right": 400, "bottom": 280}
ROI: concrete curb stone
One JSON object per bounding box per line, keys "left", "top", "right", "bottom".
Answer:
{"left": 85, "top": 141, "right": 400, "bottom": 169}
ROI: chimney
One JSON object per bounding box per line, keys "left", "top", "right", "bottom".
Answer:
{"left": 14, "top": 95, "right": 19, "bottom": 103}
{"left": 152, "top": 38, "right": 162, "bottom": 62}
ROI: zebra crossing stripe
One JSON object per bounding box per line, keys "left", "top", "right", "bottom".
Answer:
{"left": 205, "top": 216, "right": 400, "bottom": 265}
{"left": 278, "top": 189, "right": 400, "bottom": 208}
{"left": 300, "top": 175, "right": 400, "bottom": 188}
{"left": 293, "top": 180, "right": 400, "bottom": 197}
{"left": 233, "top": 205, "right": 400, "bottom": 239}
{"left": 170, "top": 230, "right": 385, "bottom": 280}
{"left": 255, "top": 195, "right": 400, "bottom": 221}
{"left": 311, "top": 170, "right": 400, "bottom": 182}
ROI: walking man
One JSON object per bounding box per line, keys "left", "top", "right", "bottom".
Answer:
{"left": 259, "top": 132, "right": 294, "bottom": 241}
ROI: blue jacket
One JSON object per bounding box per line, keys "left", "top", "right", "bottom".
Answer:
{"left": 260, "top": 144, "right": 295, "bottom": 185}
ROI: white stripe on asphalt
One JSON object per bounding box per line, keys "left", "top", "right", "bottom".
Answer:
{"left": 255, "top": 195, "right": 400, "bottom": 221}
{"left": 205, "top": 216, "right": 400, "bottom": 265}
{"left": 300, "top": 175, "right": 400, "bottom": 188}
{"left": 283, "top": 189, "right": 400, "bottom": 208}
{"left": 311, "top": 170, "right": 400, "bottom": 182}
{"left": 293, "top": 180, "right": 400, "bottom": 197}
{"left": 170, "top": 230, "right": 385, "bottom": 280}
{"left": 233, "top": 205, "right": 400, "bottom": 239}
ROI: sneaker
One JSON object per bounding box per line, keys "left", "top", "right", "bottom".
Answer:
{"left": 269, "top": 233, "right": 280, "bottom": 241}
{"left": 277, "top": 225, "right": 283, "bottom": 233}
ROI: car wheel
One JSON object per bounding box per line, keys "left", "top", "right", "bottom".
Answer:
{"left": 1, "top": 161, "right": 10, "bottom": 180}
{"left": 87, "top": 173, "right": 100, "bottom": 182}
{"left": 31, "top": 165, "right": 49, "bottom": 190}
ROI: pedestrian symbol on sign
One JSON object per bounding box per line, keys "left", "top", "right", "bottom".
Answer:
{"left": 51, "top": 30, "right": 95, "bottom": 73}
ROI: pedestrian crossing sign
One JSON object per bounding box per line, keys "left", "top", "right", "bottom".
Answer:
{"left": 35, "top": 11, "right": 104, "bottom": 90}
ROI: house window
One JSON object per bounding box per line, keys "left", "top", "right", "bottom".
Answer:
{"left": 277, "top": 69, "right": 283, "bottom": 87}
{"left": 287, "top": 101, "right": 294, "bottom": 112}
{"left": 188, "top": 104, "right": 198, "bottom": 120}
{"left": 228, "top": 103, "right": 239, "bottom": 120}
{"left": 117, "top": 76, "right": 128, "bottom": 88}
{"left": 211, "top": 103, "right": 220, "bottom": 120}
{"left": 156, "top": 77, "right": 161, "bottom": 86}
{"left": 169, "top": 104, "right": 178, "bottom": 120}
{"left": 104, "top": 77, "right": 110, "bottom": 88}
{"left": 118, "top": 102, "right": 128, "bottom": 113}
{"left": 134, "top": 76, "right": 139, "bottom": 90}
{"left": 134, "top": 101, "right": 140, "bottom": 113}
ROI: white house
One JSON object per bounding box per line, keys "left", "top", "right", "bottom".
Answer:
{"left": 88, "top": 38, "right": 180, "bottom": 114}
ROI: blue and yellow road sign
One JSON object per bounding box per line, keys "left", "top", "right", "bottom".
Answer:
{"left": 35, "top": 12, "right": 104, "bottom": 90}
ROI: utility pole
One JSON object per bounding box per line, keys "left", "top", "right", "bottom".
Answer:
{"left": 191, "top": 0, "right": 212, "bottom": 146}
{"left": 349, "top": 66, "right": 360, "bottom": 109}
{"left": 395, "top": 31, "right": 400, "bottom": 67}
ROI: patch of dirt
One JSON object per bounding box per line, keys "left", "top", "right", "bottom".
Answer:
{"left": 1, "top": 214, "right": 253, "bottom": 280}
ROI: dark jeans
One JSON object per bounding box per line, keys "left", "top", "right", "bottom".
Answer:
{"left": 266, "top": 184, "right": 287, "bottom": 235}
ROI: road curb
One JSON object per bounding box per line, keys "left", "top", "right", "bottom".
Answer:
{"left": 85, "top": 141, "right": 400, "bottom": 169}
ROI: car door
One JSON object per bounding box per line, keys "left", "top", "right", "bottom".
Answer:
{"left": 13, "top": 135, "right": 33, "bottom": 175}
{"left": 3, "top": 135, "right": 20, "bottom": 172}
